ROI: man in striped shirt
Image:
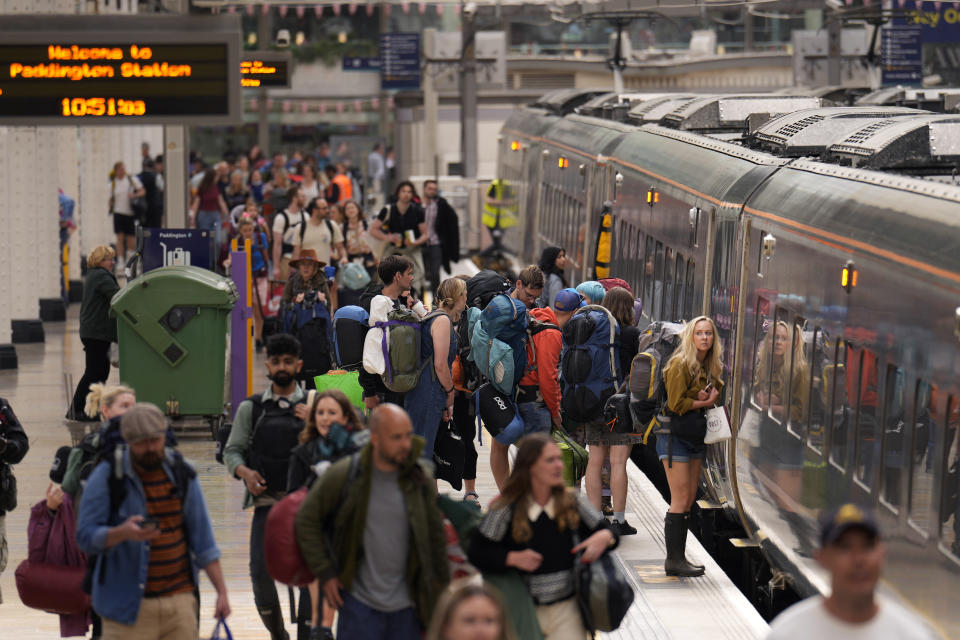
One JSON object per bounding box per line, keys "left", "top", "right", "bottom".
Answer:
{"left": 77, "top": 403, "right": 230, "bottom": 639}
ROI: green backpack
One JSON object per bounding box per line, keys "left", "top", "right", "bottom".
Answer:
{"left": 554, "top": 419, "right": 588, "bottom": 487}
{"left": 375, "top": 308, "right": 446, "bottom": 393}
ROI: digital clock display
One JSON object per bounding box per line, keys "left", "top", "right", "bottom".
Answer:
{"left": 0, "top": 15, "right": 241, "bottom": 125}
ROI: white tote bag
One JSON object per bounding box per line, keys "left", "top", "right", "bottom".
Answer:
{"left": 738, "top": 407, "right": 762, "bottom": 447}
{"left": 704, "top": 406, "right": 732, "bottom": 444}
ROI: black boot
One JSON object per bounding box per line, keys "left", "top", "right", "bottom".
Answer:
{"left": 682, "top": 512, "right": 705, "bottom": 572}
{"left": 664, "top": 512, "right": 705, "bottom": 577}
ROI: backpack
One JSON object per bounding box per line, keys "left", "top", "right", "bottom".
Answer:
{"left": 454, "top": 307, "right": 482, "bottom": 392}
{"left": 466, "top": 270, "right": 512, "bottom": 308}
{"left": 340, "top": 261, "right": 372, "bottom": 291}
{"left": 475, "top": 382, "right": 525, "bottom": 445}
{"left": 559, "top": 305, "right": 621, "bottom": 423}
{"left": 281, "top": 298, "right": 333, "bottom": 382}
{"left": 377, "top": 307, "right": 447, "bottom": 393}
{"left": 552, "top": 425, "right": 588, "bottom": 487}
{"left": 244, "top": 394, "right": 307, "bottom": 493}
{"left": 333, "top": 306, "right": 370, "bottom": 370}
{"left": 470, "top": 294, "right": 528, "bottom": 395}
{"left": 627, "top": 321, "right": 683, "bottom": 443}
{"left": 265, "top": 450, "right": 362, "bottom": 586}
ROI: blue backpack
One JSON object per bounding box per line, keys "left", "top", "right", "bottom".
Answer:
{"left": 560, "top": 305, "right": 622, "bottom": 423}
{"left": 333, "top": 306, "right": 369, "bottom": 370}
{"left": 469, "top": 294, "right": 528, "bottom": 395}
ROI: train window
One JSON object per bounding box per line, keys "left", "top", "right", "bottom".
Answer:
{"left": 634, "top": 229, "right": 644, "bottom": 294}
{"left": 908, "top": 380, "right": 935, "bottom": 533}
{"left": 786, "top": 317, "right": 809, "bottom": 439}
{"left": 940, "top": 396, "right": 959, "bottom": 552}
{"left": 684, "top": 259, "right": 696, "bottom": 319}
{"left": 663, "top": 247, "right": 675, "bottom": 322}
{"left": 852, "top": 349, "right": 878, "bottom": 489}
{"left": 642, "top": 236, "right": 654, "bottom": 317}
{"left": 828, "top": 339, "right": 853, "bottom": 470}
{"left": 674, "top": 254, "right": 685, "bottom": 322}
{"left": 653, "top": 241, "right": 665, "bottom": 321}
{"left": 881, "top": 365, "right": 906, "bottom": 511}
{"left": 749, "top": 297, "right": 770, "bottom": 411}
{"left": 756, "top": 229, "right": 765, "bottom": 277}
{"left": 806, "top": 327, "right": 826, "bottom": 454}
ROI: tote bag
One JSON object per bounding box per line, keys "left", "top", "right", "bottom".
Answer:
{"left": 704, "top": 406, "right": 732, "bottom": 444}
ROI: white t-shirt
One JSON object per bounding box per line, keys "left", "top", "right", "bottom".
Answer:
{"left": 272, "top": 208, "right": 306, "bottom": 257}
{"left": 767, "top": 596, "right": 942, "bottom": 640}
{"left": 295, "top": 217, "right": 344, "bottom": 265}
{"left": 109, "top": 175, "right": 143, "bottom": 216}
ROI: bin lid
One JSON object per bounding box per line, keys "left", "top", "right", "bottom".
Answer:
{"left": 111, "top": 265, "right": 239, "bottom": 312}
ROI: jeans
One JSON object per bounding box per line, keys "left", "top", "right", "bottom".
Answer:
{"left": 196, "top": 209, "right": 222, "bottom": 270}
{"left": 423, "top": 244, "right": 443, "bottom": 295}
{"left": 404, "top": 373, "right": 446, "bottom": 460}
{"left": 518, "top": 401, "right": 552, "bottom": 435}
{"left": 250, "top": 505, "right": 287, "bottom": 639}
{"left": 69, "top": 338, "right": 110, "bottom": 419}
{"left": 337, "top": 591, "right": 421, "bottom": 640}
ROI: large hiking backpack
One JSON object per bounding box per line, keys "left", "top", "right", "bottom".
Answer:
{"left": 560, "top": 305, "right": 621, "bottom": 423}
{"left": 454, "top": 306, "right": 483, "bottom": 392}
{"left": 377, "top": 307, "right": 446, "bottom": 393}
{"left": 470, "top": 294, "right": 528, "bottom": 395}
{"left": 333, "top": 306, "right": 369, "bottom": 370}
{"left": 246, "top": 394, "right": 307, "bottom": 493}
{"left": 627, "top": 321, "right": 684, "bottom": 443}
{"left": 466, "top": 270, "right": 512, "bottom": 309}
{"left": 281, "top": 298, "right": 333, "bottom": 382}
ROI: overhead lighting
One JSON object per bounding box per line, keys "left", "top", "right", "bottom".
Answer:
{"left": 247, "top": 32, "right": 257, "bottom": 47}
{"left": 295, "top": 31, "right": 306, "bottom": 46}
{"left": 338, "top": 31, "right": 348, "bottom": 44}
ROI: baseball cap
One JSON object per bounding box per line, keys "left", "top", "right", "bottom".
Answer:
{"left": 120, "top": 403, "right": 168, "bottom": 444}
{"left": 819, "top": 503, "right": 880, "bottom": 547}
{"left": 554, "top": 288, "right": 584, "bottom": 312}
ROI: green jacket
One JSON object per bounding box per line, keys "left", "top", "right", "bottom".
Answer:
{"left": 295, "top": 437, "right": 450, "bottom": 626}
{"left": 79, "top": 267, "right": 120, "bottom": 343}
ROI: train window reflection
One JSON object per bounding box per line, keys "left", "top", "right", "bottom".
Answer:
{"left": 786, "top": 317, "right": 809, "bottom": 439}
{"left": 908, "top": 380, "right": 935, "bottom": 533}
{"left": 749, "top": 297, "right": 770, "bottom": 411}
{"left": 634, "top": 229, "right": 644, "bottom": 294}
{"left": 828, "top": 339, "right": 851, "bottom": 470}
{"left": 674, "top": 254, "right": 685, "bottom": 322}
{"left": 853, "top": 348, "right": 878, "bottom": 489}
{"left": 806, "top": 327, "right": 826, "bottom": 454}
{"left": 939, "top": 396, "right": 959, "bottom": 553}
{"left": 881, "top": 365, "right": 905, "bottom": 510}
{"left": 685, "top": 259, "right": 696, "bottom": 319}
{"left": 642, "top": 236, "right": 654, "bottom": 317}
{"left": 663, "top": 246, "right": 675, "bottom": 322}
{"left": 653, "top": 241, "right": 664, "bottom": 320}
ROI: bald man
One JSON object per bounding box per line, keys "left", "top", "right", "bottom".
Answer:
{"left": 295, "top": 404, "right": 449, "bottom": 640}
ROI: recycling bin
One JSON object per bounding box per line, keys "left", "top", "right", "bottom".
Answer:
{"left": 111, "top": 265, "right": 238, "bottom": 435}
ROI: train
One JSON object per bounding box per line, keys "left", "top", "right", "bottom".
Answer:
{"left": 496, "top": 88, "right": 960, "bottom": 637}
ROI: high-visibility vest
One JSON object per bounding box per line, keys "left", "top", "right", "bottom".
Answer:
{"left": 482, "top": 179, "right": 518, "bottom": 230}
{"left": 593, "top": 207, "right": 613, "bottom": 279}
{"left": 332, "top": 173, "right": 352, "bottom": 202}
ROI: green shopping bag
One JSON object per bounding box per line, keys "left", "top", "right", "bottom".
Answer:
{"left": 313, "top": 370, "right": 364, "bottom": 413}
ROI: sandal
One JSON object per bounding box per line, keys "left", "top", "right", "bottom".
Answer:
{"left": 464, "top": 491, "right": 480, "bottom": 506}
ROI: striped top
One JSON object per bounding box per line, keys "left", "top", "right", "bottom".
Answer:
{"left": 139, "top": 466, "right": 193, "bottom": 598}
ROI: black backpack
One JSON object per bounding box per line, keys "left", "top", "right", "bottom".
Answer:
{"left": 244, "top": 394, "right": 306, "bottom": 493}
{"left": 455, "top": 270, "right": 513, "bottom": 391}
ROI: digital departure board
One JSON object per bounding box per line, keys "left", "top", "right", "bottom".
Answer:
{"left": 241, "top": 52, "right": 292, "bottom": 89}
{"left": 0, "top": 15, "right": 242, "bottom": 125}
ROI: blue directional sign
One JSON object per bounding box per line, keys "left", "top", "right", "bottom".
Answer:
{"left": 343, "top": 56, "right": 380, "bottom": 72}
{"left": 380, "top": 33, "right": 420, "bottom": 91}
{"left": 881, "top": 25, "right": 923, "bottom": 85}
{"left": 141, "top": 228, "right": 212, "bottom": 273}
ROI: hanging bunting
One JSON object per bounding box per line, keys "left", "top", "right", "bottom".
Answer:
{"left": 383, "top": 3, "right": 391, "bottom": 15}
{"left": 246, "top": 4, "right": 255, "bottom": 16}
{"left": 336, "top": 102, "right": 344, "bottom": 114}
{"left": 319, "top": 103, "right": 327, "bottom": 114}
{"left": 402, "top": 2, "right": 410, "bottom": 14}
{"left": 371, "top": 97, "right": 380, "bottom": 109}
{"left": 261, "top": 3, "right": 270, "bottom": 15}
{"left": 387, "top": 97, "right": 395, "bottom": 110}
{"left": 353, "top": 99, "right": 362, "bottom": 111}
{"left": 278, "top": 4, "right": 288, "bottom": 17}
{"left": 266, "top": 98, "right": 274, "bottom": 110}
{"left": 226, "top": 5, "right": 236, "bottom": 13}
{"left": 296, "top": 6, "right": 306, "bottom": 18}
{"left": 300, "top": 102, "right": 309, "bottom": 113}
{"left": 315, "top": 4, "right": 324, "bottom": 16}
{"left": 282, "top": 101, "right": 292, "bottom": 113}
{"left": 436, "top": 3, "right": 444, "bottom": 15}
{"left": 935, "top": 1, "right": 942, "bottom": 9}
{"left": 349, "top": 2, "right": 358, "bottom": 15}
{"left": 418, "top": 2, "right": 427, "bottom": 14}
{"left": 250, "top": 98, "right": 259, "bottom": 110}
{"left": 366, "top": 3, "right": 374, "bottom": 16}
{"left": 333, "top": 4, "right": 341, "bottom": 15}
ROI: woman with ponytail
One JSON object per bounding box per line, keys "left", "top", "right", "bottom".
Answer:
{"left": 404, "top": 277, "right": 467, "bottom": 459}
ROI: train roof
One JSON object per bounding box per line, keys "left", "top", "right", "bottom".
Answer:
{"left": 660, "top": 95, "right": 822, "bottom": 132}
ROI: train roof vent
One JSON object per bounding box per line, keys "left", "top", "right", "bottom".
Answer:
{"left": 575, "top": 92, "right": 618, "bottom": 117}
{"left": 626, "top": 95, "right": 699, "bottom": 124}
{"left": 823, "top": 114, "right": 960, "bottom": 172}
{"left": 855, "top": 87, "right": 960, "bottom": 111}
{"left": 531, "top": 89, "right": 611, "bottom": 116}
{"left": 745, "top": 106, "right": 926, "bottom": 157}
{"left": 660, "top": 95, "right": 822, "bottom": 132}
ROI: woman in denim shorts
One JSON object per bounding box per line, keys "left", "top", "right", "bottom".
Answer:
{"left": 659, "top": 316, "right": 724, "bottom": 577}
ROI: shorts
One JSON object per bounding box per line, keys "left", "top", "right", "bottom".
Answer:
{"left": 656, "top": 433, "right": 706, "bottom": 463}
{"left": 112, "top": 213, "right": 136, "bottom": 236}
{"left": 252, "top": 275, "right": 269, "bottom": 309}
{"left": 517, "top": 401, "right": 552, "bottom": 435}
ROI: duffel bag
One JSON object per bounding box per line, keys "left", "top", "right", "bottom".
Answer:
{"left": 264, "top": 487, "right": 314, "bottom": 587}
{"left": 475, "top": 382, "right": 525, "bottom": 445}
{"left": 552, "top": 424, "right": 588, "bottom": 487}
{"left": 573, "top": 544, "right": 634, "bottom": 632}
{"left": 15, "top": 559, "right": 90, "bottom": 615}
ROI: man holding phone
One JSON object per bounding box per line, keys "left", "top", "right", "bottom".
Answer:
{"left": 77, "top": 404, "right": 230, "bottom": 639}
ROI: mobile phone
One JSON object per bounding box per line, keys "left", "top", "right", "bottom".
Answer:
{"left": 140, "top": 517, "right": 160, "bottom": 531}
{"left": 704, "top": 382, "right": 714, "bottom": 392}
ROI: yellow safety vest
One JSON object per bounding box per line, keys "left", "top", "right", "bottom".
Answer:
{"left": 482, "top": 179, "right": 518, "bottom": 230}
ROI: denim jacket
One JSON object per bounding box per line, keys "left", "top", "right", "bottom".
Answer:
{"left": 75, "top": 447, "right": 220, "bottom": 624}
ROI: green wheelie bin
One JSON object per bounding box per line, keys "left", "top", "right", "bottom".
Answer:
{"left": 111, "top": 266, "right": 238, "bottom": 437}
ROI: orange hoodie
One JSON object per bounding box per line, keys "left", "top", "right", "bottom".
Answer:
{"left": 519, "top": 307, "right": 562, "bottom": 418}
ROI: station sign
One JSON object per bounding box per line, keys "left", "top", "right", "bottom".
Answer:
{"left": 0, "top": 15, "right": 242, "bottom": 125}
{"left": 881, "top": 25, "right": 923, "bottom": 85}
{"left": 380, "top": 33, "right": 421, "bottom": 91}
{"left": 241, "top": 51, "right": 292, "bottom": 89}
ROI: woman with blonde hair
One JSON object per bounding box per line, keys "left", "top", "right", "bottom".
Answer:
{"left": 468, "top": 433, "right": 617, "bottom": 640}
{"left": 404, "top": 277, "right": 466, "bottom": 460}
{"left": 426, "top": 580, "right": 516, "bottom": 640}
{"left": 67, "top": 246, "right": 121, "bottom": 421}
{"left": 288, "top": 389, "right": 366, "bottom": 640}
{"left": 659, "top": 315, "right": 724, "bottom": 577}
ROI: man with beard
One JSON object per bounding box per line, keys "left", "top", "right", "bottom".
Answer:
{"left": 224, "top": 333, "right": 307, "bottom": 640}
{"left": 295, "top": 404, "right": 449, "bottom": 640}
{"left": 76, "top": 403, "right": 230, "bottom": 639}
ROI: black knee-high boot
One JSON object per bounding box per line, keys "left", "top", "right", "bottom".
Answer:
{"left": 683, "top": 512, "right": 705, "bottom": 571}
{"left": 664, "top": 512, "right": 705, "bottom": 577}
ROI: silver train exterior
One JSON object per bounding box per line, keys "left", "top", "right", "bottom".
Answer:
{"left": 498, "top": 89, "right": 960, "bottom": 638}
